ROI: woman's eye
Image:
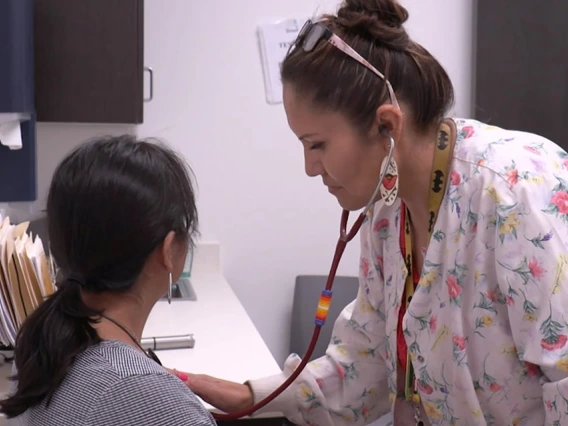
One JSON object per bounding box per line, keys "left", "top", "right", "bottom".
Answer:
{"left": 310, "top": 142, "right": 324, "bottom": 150}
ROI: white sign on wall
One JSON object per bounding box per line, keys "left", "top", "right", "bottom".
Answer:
{"left": 257, "top": 18, "right": 308, "bottom": 105}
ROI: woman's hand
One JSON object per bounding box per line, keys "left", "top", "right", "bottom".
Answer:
{"left": 165, "top": 368, "right": 254, "bottom": 413}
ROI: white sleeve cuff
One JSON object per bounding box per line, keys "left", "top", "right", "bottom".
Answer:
{"left": 246, "top": 372, "right": 297, "bottom": 416}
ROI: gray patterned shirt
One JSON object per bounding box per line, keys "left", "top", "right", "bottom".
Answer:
{"left": 7, "top": 340, "right": 216, "bottom": 426}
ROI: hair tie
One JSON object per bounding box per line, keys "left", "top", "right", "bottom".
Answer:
{"left": 67, "top": 274, "right": 86, "bottom": 287}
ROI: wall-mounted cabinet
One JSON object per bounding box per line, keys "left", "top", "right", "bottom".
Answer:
{"left": 34, "top": 0, "right": 146, "bottom": 124}
{"left": 0, "top": 0, "right": 36, "bottom": 202}
{"left": 474, "top": 0, "right": 568, "bottom": 148}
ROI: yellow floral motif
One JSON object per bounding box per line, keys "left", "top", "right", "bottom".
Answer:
{"left": 523, "top": 312, "right": 537, "bottom": 322}
{"left": 423, "top": 401, "right": 443, "bottom": 419}
{"left": 528, "top": 175, "right": 544, "bottom": 184}
{"left": 310, "top": 359, "right": 323, "bottom": 369}
{"left": 552, "top": 254, "right": 568, "bottom": 295}
{"left": 453, "top": 230, "right": 461, "bottom": 243}
{"left": 388, "top": 392, "right": 396, "bottom": 404}
{"left": 500, "top": 212, "right": 519, "bottom": 235}
{"left": 300, "top": 384, "right": 314, "bottom": 399}
{"left": 470, "top": 407, "right": 483, "bottom": 418}
{"left": 486, "top": 185, "right": 501, "bottom": 202}
{"left": 358, "top": 297, "right": 375, "bottom": 314}
{"left": 481, "top": 315, "right": 494, "bottom": 327}
{"left": 556, "top": 356, "right": 568, "bottom": 373}
{"left": 358, "top": 348, "right": 375, "bottom": 357}
{"left": 336, "top": 345, "right": 349, "bottom": 357}
{"left": 419, "top": 269, "right": 437, "bottom": 288}
{"left": 501, "top": 346, "right": 517, "bottom": 357}
{"left": 432, "top": 325, "right": 450, "bottom": 352}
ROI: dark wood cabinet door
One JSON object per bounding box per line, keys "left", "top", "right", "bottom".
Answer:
{"left": 34, "top": 0, "right": 144, "bottom": 124}
{"left": 0, "top": 0, "right": 34, "bottom": 113}
{"left": 474, "top": 0, "right": 568, "bottom": 148}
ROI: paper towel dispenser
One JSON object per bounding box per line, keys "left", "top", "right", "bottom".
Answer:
{"left": 0, "top": 0, "right": 37, "bottom": 202}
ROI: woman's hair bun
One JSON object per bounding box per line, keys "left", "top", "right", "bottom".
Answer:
{"left": 335, "top": 0, "right": 410, "bottom": 50}
{"left": 339, "top": 0, "right": 409, "bottom": 29}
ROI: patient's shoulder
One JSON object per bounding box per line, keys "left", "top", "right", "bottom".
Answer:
{"left": 86, "top": 372, "right": 215, "bottom": 426}
{"left": 79, "top": 340, "right": 215, "bottom": 425}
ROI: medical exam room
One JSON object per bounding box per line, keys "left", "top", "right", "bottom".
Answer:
{"left": 0, "top": 0, "right": 566, "bottom": 425}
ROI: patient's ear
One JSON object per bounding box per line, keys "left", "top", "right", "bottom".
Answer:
{"left": 160, "top": 231, "right": 177, "bottom": 272}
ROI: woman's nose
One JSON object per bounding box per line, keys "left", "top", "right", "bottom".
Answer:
{"left": 304, "top": 154, "right": 324, "bottom": 178}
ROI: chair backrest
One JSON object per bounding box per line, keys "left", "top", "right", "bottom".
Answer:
{"left": 290, "top": 275, "right": 359, "bottom": 361}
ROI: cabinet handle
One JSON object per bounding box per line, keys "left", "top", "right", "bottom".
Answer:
{"left": 144, "top": 66, "right": 154, "bottom": 102}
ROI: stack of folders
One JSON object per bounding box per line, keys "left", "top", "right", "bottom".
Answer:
{"left": 0, "top": 213, "right": 56, "bottom": 346}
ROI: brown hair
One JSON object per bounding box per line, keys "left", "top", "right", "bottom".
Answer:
{"left": 281, "top": 0, "right": 454, "bottom": 134}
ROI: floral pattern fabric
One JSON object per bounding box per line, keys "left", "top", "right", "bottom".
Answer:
{"left": 251, "top": 118, "right": 568, "bottom": 426}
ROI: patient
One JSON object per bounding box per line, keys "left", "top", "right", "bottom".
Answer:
{"left": 0, "top": 135, "right": 215, "bottom": 425}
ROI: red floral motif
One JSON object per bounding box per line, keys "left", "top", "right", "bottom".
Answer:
{"left": 486, "top": 289, "right": 498, "bottom": 302}
{"left": 416, "top": 380, "right": 434, "bottom": 395}
{"left": 541, "top": 334, "right": 568, "bottom": 351}
{"left": 462, "top": 126, "right": 475, "bottom": 138}
{"left": 506, "top": 168, "right": 519, "bottom": 186}
{"left": 452, "top": 334, "right": 466, "bottom": 351}
{"left": 376, "top": 256, "right": 384, "bottom": 279}
{"left": 447, "top": 275, "right": 461, "bottom": 299}
{"left": 360, "top": 257, "right": 370, "bottom": 278}
{"left": 450, "top": 170, "right": 461, "bottom": 186}
{"left": 373, "top": 218, "right": 389, "bottom": 232}
{"left": 524, "top": 362, "right": 540, "bottom": 377}
{"left": 336, "top": 363, "right": 346, "bottom": 381}
{"left": 429, "top": 315, "right": 437, "bottom": 333}
{"left": 523, "top": 145, "right": 540, "bottom": 155}
{"left": 489, "top": 383, "right": 502, "bottom": 393}
{"left": 528, "top": 258, "right": 545, "bottom": 279}
{"left": 551, "top": 191, "right": 568, "bottom": 215}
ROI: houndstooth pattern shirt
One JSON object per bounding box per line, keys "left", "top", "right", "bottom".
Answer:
{"left": 7, "top": 340, "right": 216, "bottom": 426}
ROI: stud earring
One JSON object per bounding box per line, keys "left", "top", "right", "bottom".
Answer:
{"left": 167, "top": 272, "right": 173, "bottom": 304}
{"left": 379, "top": 136, "right": 399, "bottom": 206}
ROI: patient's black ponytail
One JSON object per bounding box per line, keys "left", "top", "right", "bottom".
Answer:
{"left": 0, "top": 280, "right": 101, "bottom": 417}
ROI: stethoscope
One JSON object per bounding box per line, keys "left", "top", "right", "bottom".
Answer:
{"left": 212, "top": 133, "right": 395, "bottom": 421}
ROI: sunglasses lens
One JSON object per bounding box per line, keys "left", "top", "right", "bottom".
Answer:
{"left": 297, "top": 20, "right": 311, "bottom": 39}
{"left": 286, "top": 20, "right": 311, "bottom": 57}
{"left": 303, "top": 24, "right": 327, "bottom": 52}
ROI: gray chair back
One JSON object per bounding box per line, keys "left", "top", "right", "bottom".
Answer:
{"left": 290, "top": 275, "right": 359, "bottom": 361}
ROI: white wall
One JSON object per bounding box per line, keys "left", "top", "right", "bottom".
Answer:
{"left": 5, "top": 0, "right": 473, "bottom": 365}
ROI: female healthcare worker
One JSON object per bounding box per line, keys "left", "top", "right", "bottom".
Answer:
{"left": 177, "top": 0, "right": 568, "bottom": 424}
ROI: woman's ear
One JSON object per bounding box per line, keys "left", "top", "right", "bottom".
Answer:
{"left": 160, "top": 231, "right": 177, "bottom": 272}
{"left": 375, "top": 104, "right": 403, "bottom": 144}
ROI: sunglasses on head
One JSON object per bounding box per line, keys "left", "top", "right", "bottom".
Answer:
{"left": 286, "top": 20, "right": 399, "bottom": 108}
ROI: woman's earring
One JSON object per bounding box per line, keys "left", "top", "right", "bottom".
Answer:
{"left": 167, "top": 272, "right": 173, "bottom": 304}
{"left": 379, "top": 136, "right": 399, "bottom": 206}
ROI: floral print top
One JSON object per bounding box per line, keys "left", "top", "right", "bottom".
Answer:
{"left": 249, "top": 118, "right": 568, "bottom": 426}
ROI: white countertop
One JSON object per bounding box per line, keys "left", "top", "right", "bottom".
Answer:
{"left": 142, "top": 242, "right": 283, "bottom": 417}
